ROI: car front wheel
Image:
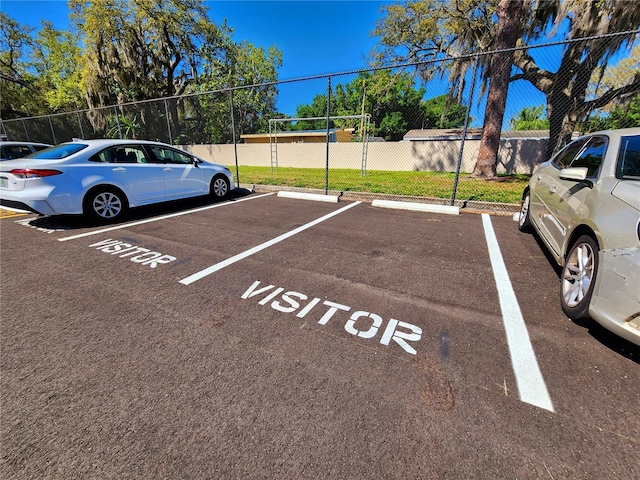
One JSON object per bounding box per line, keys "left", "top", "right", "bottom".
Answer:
{"left": 84, "top": 187, "right": 127, "bottom": 222}
{"left": 210, "top": 175, "right": 230, "bottom": 199}
{"left": 518, "top": 190, "right": 533, "bottom": 232}
{"left": 561, "top": 235, "right": 599, "bottom": 320}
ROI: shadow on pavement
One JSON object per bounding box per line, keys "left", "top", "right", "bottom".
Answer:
{"left": 25, "top": 188, "right": 255, "bottom": 230}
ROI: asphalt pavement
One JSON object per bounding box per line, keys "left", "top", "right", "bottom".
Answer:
{"left": 1, "top": 189, "right": 638, "bottom": 479}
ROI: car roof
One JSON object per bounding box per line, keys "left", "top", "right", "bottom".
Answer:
{"left": 583, "top": 127, "right": 640, "bottom": 138}
{"left": 62, "top": 139, "right": 173, "bottom": 147}
{"left": 0, "top": 141, "right": 52, "bottom": 146}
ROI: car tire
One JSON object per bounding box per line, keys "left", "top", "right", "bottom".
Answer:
{"left": 518, "top": 190, "right": 533, "bottom": 233}
{"left": 561, "top": 235, "right": 599, "bottom": 320}
{"left": 210, "top": 175, "right": 230, "bottom": 200}
{"left": 84, "top": 187, "right": 128, "bottom": 222}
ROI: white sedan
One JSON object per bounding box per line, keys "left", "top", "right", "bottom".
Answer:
{"left": 1, "top": 141, "right": 52, "bottom": 160}
{"left": 518, "top": 127, "right": 640, "bottom": 346}
{"left": 0, "top": 139, "right": 234, "bottom": 222}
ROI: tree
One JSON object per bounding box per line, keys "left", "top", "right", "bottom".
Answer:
{"left": 225, "top": 43, "right": 282, "bottom": 137}
{"left": 0, "top": 13, "right": 39, "bottom": 118}
{"left": 423, "top": 94, "right": 468, "bottom": 129}
{"left": 1, "top": 13, "right": 84, "bottom": 119}
{"left": 68, "top": 0, "right": 236, "bottom": 139}
{"left": 514, "top": 1, "right": 640, "bottom": 159}
{"left": 66, "top": 0, "right": 282, "bottom": 143}
{"left": 472, "top": 0, "right": 522, "bottom": 177}
{"left": 373, "top": 0, "right": 640, "bottom": 173}
{"left": 509, "top": 105, "right": 550, "bottom": 130}
{"left": 586, "top": 44, "right": 640, "bottom": 115}
{"left": 373, "top": 0, "right": 520, "bottom": 177}
{"left": 32, "top": 22, "right": 84, "bottom": 112}
{"left": 288, "top": 71, "right": 467, "bottom": 141}
{"left": 580, "top": 94, "right": 640, "bottom": 131}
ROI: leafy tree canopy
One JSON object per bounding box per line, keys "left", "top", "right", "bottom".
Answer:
{"left": 509, "top": 104, "right": 549, "bottom": 131}
{"left": 286, "top": 71, "right": 468, "bottom": 141}
{"left": 2, "top": 0, "right": 283, "bottom": 144}
{"left": 580, "top": 94, "right": 640, "bottom": 132}
{"left": 373, "top": 0, "right": 640, "bottom": 160}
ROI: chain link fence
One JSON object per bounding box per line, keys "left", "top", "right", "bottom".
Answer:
{"left": 2, "top": 33, "right": 638, "bottom": 214}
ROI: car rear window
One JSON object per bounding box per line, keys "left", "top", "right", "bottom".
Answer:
{"left": 26, "top": 143, "right": 87, "bottom": 159}
{"left": 616, "top": 135, "right": 640, "bottom": 180}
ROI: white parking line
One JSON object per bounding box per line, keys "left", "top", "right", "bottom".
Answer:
{"left": 180, "top": 201, "right": 362, "bottom": 285}
{"left": 58, "top": 193, "right": 274, "bottom": 242}
{"left": 481, "top": 214, "right": 554, "bottom": 412}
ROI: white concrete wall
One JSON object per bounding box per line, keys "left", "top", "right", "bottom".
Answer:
{"left": 184, "top": 138, "right": 547, "bottom": 175}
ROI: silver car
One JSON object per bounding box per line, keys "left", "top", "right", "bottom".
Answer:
{"left": 0, "top": 141, "right": 52, "bottom": 161}
{"left": 0, "top": 139, "right": 234, "bottom": 222}
{"left": 518, "top": 127, "right": 640, "bottom": 346}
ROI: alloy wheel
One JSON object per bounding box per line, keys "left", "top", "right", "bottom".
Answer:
{"left": 212, "top": 177, "right": 229, "bottom": 198}
{"left": 93, "top": 192, "right": 122, "bottom": 219}
{"left": 562, "top": 241, "right": 595, "bottom": 308}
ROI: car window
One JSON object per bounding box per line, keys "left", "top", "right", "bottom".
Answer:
{"left": 1, "top": 145, "right": 32, "bottom": 159}
{"left": 32, "top": 145, "right": 50, "bottom": 152}
{"left": 552, "top": 139, "right": 588, "bottom": 169}
{"left": 27, "top": 143, "right": 87, "bottom": 159}
{"left": 90, "top": 145, "right": 149, "bottom": 164}
{"left": 148, "top": 146, "right": 194, "bottom": 164}
{"left": 616, "top": 134, "right": 640, "bottom": 180}
{"left": 569, "top": 136, "right": 606, "bottom": 177}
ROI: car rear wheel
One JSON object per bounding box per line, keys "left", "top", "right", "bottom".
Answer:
{"left": 518, "top": 190, "right": 533, "bottom": 232}
{"left": 210, "top": 175, "right": 230, "bottom": 199}
{"left": 561, "top": 235, "right": 598, "bottom": 320}
{"left": 84, "top": 187, "right": 127, "bottom": 222}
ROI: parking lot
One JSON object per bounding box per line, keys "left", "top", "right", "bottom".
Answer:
{"left": 1, "top": 189, "right": 638, "bottom": 479}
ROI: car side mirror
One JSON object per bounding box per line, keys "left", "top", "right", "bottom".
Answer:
{"left": 559, "top": 167, "right": 588, "bottom": 181}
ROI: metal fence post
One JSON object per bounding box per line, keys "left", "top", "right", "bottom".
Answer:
{"left": 164, "top": 99, "right": 173, "bottom": 145}
{"left": 325, "top": 76, "right": 331, "bottom": 195}
{"left": 22, "top": 119, "right": 29, "bottom": 141}
{"left": 451, "top": 55, "right": 479, "bottom": 206}
{"left": 48, "top": 116, "right": 57, "bottom": 144}
{"left": 77, "top": 111, "right": 85, "bottom": 139}
{"left": 230, "top": 89, "right": 240, "bottom": 187}
{"left": 114, "top": 106, "right": 122, "bottom": 139}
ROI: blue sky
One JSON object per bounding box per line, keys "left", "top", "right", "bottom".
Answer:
{"left": 3, "top": 0, "right": 609, "bottom": 127}
{"left": 1, "top": 0, "right": 392, "bottom": 116}
{"left": 1, "top": 0, "right": 387, "bottom": 79}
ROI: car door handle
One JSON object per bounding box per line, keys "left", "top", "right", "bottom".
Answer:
{"left": 163, "top": 167, "right": 173, "bottom": 172}
{"left": 112, "top": 167, "right": 126, "bottom": 172}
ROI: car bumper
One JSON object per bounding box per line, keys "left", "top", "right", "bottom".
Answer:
{"left": 0, "top": 194, "right": 59, "bottom": 215}
{"left": 590, "top": 247, "right": 640, "bottom": 346}
{"left": 0, "top": 183, "right": 83, "bottom": 215}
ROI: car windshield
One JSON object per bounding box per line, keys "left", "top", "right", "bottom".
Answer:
{"left": 25, "top": 143, "right": 88, "bottom": 160}
{"left": 616, "top": 135, "right": 640, "bottom": 180}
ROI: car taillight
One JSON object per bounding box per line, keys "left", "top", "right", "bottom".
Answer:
{"left": 9, "top": 168, "right": 62, "bottom": 178}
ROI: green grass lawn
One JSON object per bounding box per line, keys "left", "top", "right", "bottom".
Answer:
{"left": 234, "top": 167, "right": 529, "bottom": 205}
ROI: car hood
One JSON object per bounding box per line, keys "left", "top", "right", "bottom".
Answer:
{"left": 611, "top": 181, "right": 640, "bottom": 212}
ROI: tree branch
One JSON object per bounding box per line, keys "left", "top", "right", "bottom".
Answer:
{"left": 0, "top": 71, "right": 39, "bottom": 92}
{"left": 512, "top": 49, "right": 556, "bottom": 94}
{"left": 584, "top": 76, "right": 640, "bottom": 111}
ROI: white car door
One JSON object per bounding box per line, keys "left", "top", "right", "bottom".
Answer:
{"left": 548, "top": 136, "right": 607, "bottom": 249}
{"left": 148, "top": 145, "right": 207, "bottom": 198}
{"left": 532, "top": 139, "right": 588, "bottom": 256}
{"left": 98, "top": 145, "right": 166, "bottom": 203}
